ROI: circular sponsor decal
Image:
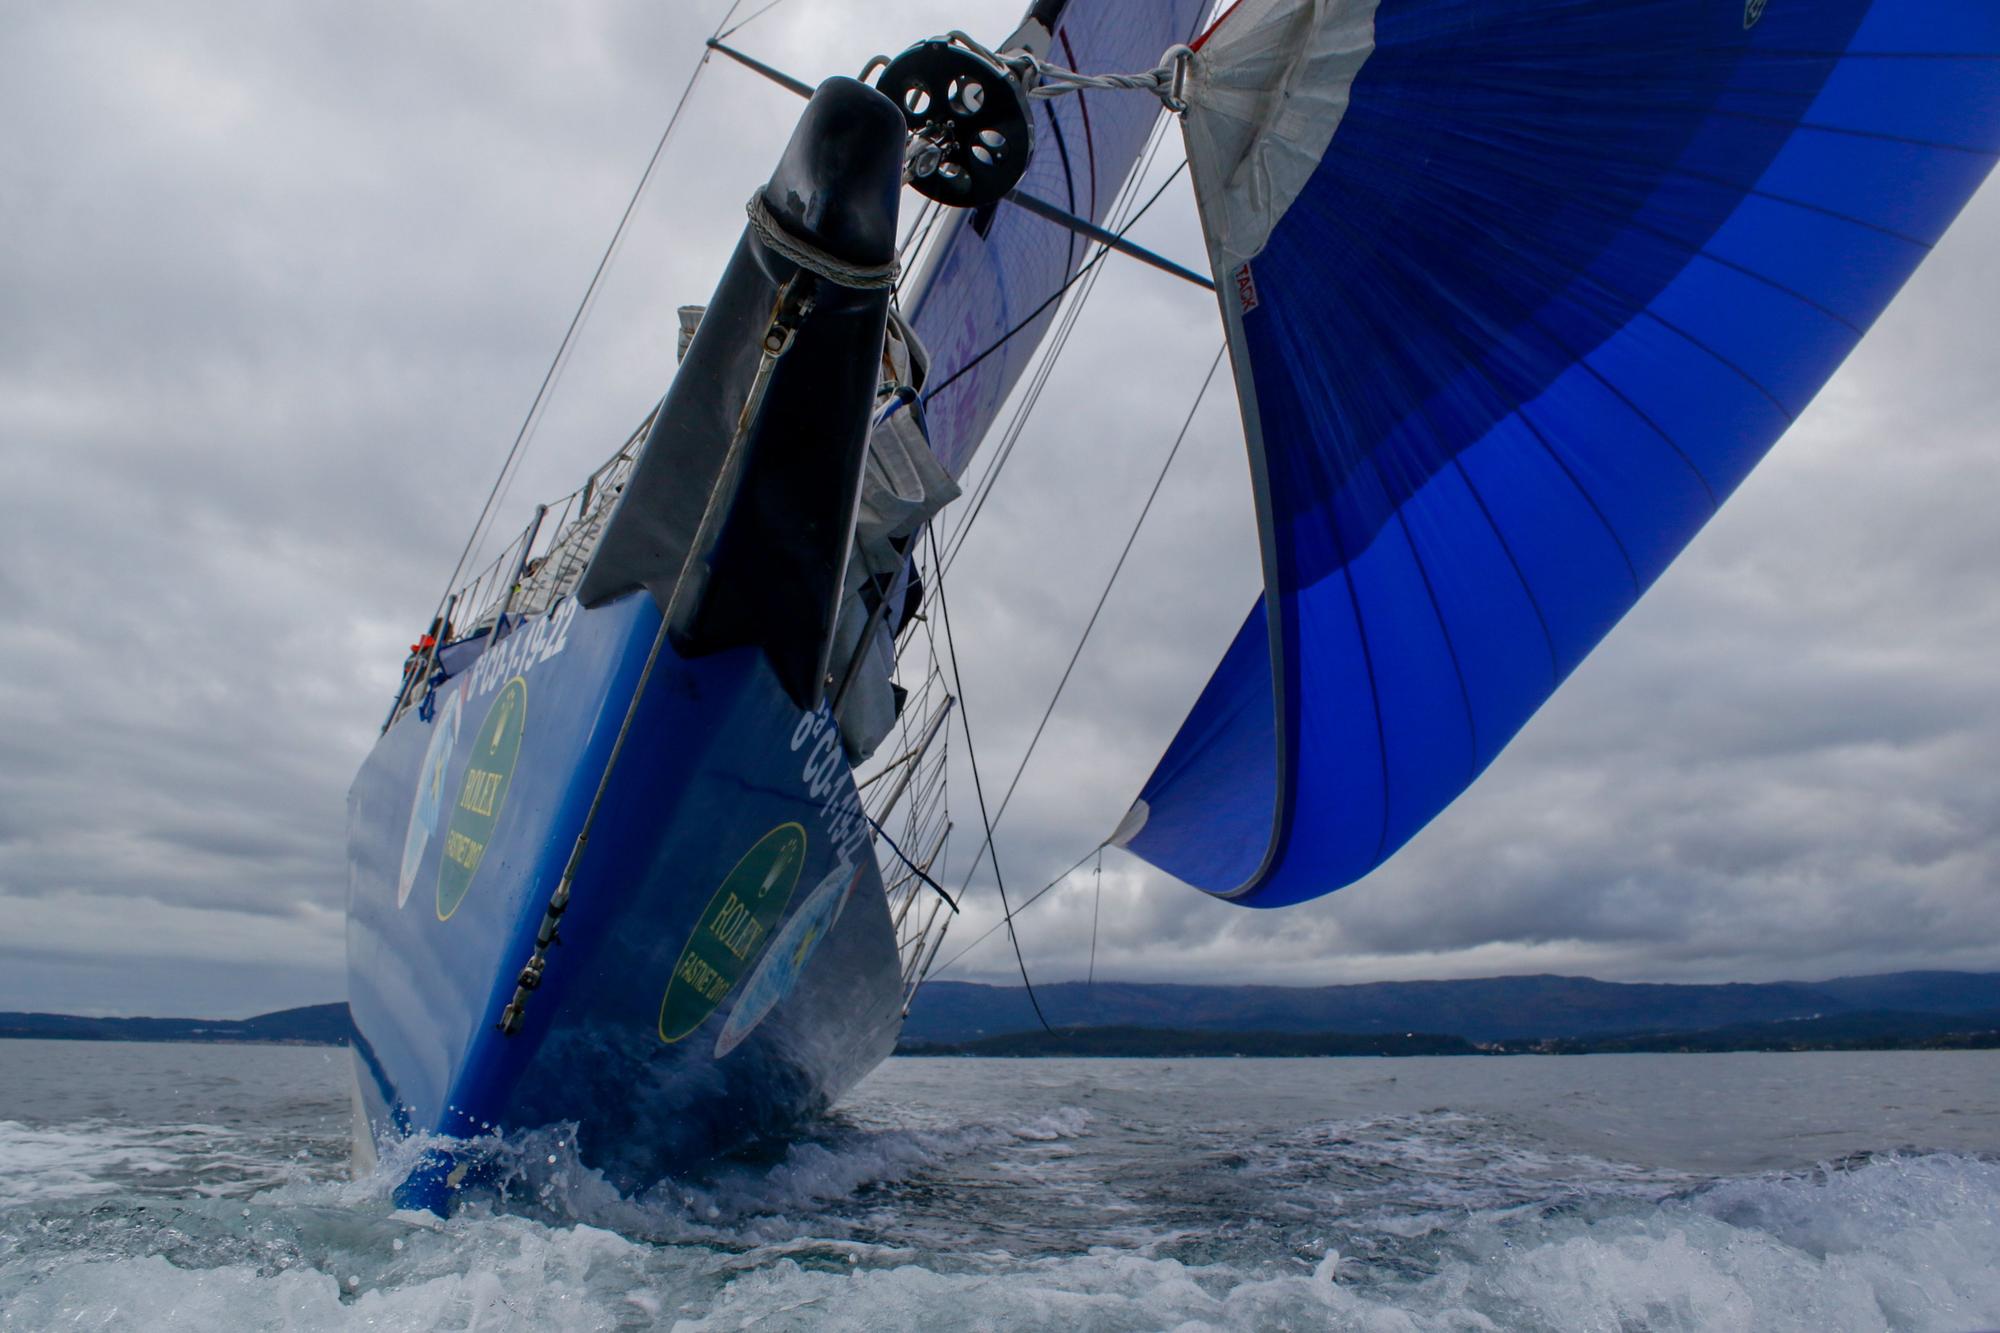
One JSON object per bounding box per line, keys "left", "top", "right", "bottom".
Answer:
{"left": 398, "top": 686, "right": 463, "bottom": 908}
{"left": 436, "top": 677, "right": 526, "bottom": 922}
{"left": 657, "top": 823, "right": 807, "bottom": 1044}
{"left": 714, "top": 859, "right": 865, "bottom": 1058}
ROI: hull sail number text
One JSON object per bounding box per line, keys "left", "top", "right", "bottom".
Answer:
{"left": 468, "top": 598, "right": 577, "bottom": 700}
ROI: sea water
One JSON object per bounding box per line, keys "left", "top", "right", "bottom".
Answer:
{"left": 0, "top": 1042, "right": 1995, "bottom": 1330}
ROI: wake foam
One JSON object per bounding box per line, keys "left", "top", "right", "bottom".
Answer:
{"left": 3, "top": 1123, "right": 1995, "bottom": 1331}
{"left": 0, "top": 1118, "right": 335, "bottom": 1207}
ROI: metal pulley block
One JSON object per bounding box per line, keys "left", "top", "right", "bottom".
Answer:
{"left": 876, "top": 38, "right": 1032, "bottom": 208}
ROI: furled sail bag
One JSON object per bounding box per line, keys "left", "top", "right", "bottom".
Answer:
{"left": 1117, "top": 1, "right": 2000, "bottom": 906}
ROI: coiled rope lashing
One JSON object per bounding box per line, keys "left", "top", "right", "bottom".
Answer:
{"left": 746, "top": 192, "right": 901, "bottom": 290}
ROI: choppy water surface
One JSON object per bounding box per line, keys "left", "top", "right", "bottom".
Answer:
{"left": 0, "top": 1042, "right": 1996, "bottom": 1329}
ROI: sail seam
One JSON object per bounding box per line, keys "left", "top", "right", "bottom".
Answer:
{"left": 1333, "top": 525, "right": 1395, "bottom": 868}
{"left": 1664, "top": 163, "right": 1938, "bottom": 249}
{"left": 1637, "top": 307, "right": 1799, "bottom": 422}
{"left": 1387, "top": 502, "right": 1482, "bottom": 785}
{"left": 1516, "top": 308, "right": 1720, "bottom": 508}
{"left": 934, "top": 152, "right": 1186, "bottom": 573}
{"left": 1513, "top": 405, "right": 1644, "bottom": 593}
{"left": 1042, "top": 98, "right": 1084, "bottom": 277}
{"left": 1610, "top": 212, "right": 1870, "bottom": 336}
{"left": 1448, "top": 456, "right": 1562, "bottom": 686}
{"left": 1705, "top": 105, "right": 2000, "bottom": 159}
{"left": 1688, "top": 247, "right": 1865, "bottom": 335}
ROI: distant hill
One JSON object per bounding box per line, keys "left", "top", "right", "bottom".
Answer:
{"left": 900, "top": 1009, "right": 2000, "bottom": 1058}
{"left": 901, "top": 972, "right": 2000, "bottom": 1045}
{"left": 902, "top": 1026, "right": 1479, "bottom": 1058}
{"left": 1510, "top": 1008, "right": 2000, "bottom": 1055}
{"left": 3, "top": 971, "right": 1998, "bottom": 1057}
{"left": 0, "top": 1003, "right": 351, "bottom": 1046}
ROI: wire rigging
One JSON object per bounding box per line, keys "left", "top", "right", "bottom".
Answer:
{"left": 937, "top": 157, "right": 1189, "bottom": 576}
{"left": 949, "top": 342, "right": 1227, "bottom": 899}
{"left": 926, "top": 338, "right": 1227, "bottom": 978}
{"left": 898, "top": 114, "right": 1217, "bottom": 990}
{"left": 927, "top": 526, "right": 1053, "bottom": 1032}
{"left": 1087, "top": 846, "right": 1103, "bottom": 988}
{"left": 921, "top": 158, "right": 1183, "bottom": 416}
{"left": 930, "top": 844, "right": 1103, "bottom": 977}
{"left": 417, "top": 7, "right": 1225, "bottom": 1019}
{"left": 715, "top": 0, "right": 792, "bottom": 42}
{"left": 431, "top": 15, "right": 729, "bottom": 628}
{"left": 885, "top": 622, "right": 958, "bottom": 1000}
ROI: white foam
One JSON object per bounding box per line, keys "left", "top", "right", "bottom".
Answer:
{"left": 0, "top": 1120, "right": 170, "bottom": 1206}
{"left": 6, "top": 1078, "right": 1997, "bottom": 1333}
{"left": 0, "top": 1119, "right": 325, "bottom": 1207}
{"left": 3, "top": 1147, "right": 1995, "bottom": 1330}
{"left": 1008, "top": 1107, "right": 1093, "bottom": 1141}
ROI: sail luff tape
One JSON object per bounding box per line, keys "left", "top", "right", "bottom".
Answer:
{"left": 745, "top": 193, "right": 901, "bottom": 290}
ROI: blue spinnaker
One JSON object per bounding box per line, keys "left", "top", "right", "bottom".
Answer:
{"left": 903, "top": 0, "right": 1210, "bottom": 478}
{"left": 1120, "top": 0, "right": 2000, "bottom": 906}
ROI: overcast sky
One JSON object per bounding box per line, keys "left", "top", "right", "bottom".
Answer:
{"left": 2, "top": 2, "right": 1996, "bottom": 1018}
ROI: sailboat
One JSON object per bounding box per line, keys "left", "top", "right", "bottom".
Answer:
{"left": 345, "top": 0, "right": 2000, "bottom": 1211}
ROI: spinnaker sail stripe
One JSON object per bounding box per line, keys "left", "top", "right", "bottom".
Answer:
{"left": 901, "top": 0, "right": 1211, "bottom": 479}
{"left": 1057, "top": 28, "right": 1102, "bottom": 220}
{"left": 1124, "top": 0, "right": 2000, "bottom": 906}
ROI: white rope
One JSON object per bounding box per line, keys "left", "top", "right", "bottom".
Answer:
{"left": 941, "top": 28, "right": 1187, "bottom": 108}
{"left": 1028, "top": 64, "right": 1167, "bottom": 98}
{"left": 1019, "top": 45, "right": 1194, "bottom": 112}
{"left": 745, "top": 192, "right": 901, "bottom": 290}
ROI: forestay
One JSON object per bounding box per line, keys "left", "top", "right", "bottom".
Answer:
{"left": 902, "top": 0, "right": 1211, "bottom": 478}
{"left": 1118, "top": 1, "right": 2000, "bottom": 906}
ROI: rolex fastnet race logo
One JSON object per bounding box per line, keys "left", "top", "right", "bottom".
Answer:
{"left": 436, "top": 676, "right": 526, "bottom": 921}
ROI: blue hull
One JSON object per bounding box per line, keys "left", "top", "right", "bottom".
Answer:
{"left": 345, "top": 590, "right": 903, "bottom": 1201}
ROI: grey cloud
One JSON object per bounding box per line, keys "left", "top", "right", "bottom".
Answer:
{"left": 2, "top": 1, "right": 1997, "bottom": 1017}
